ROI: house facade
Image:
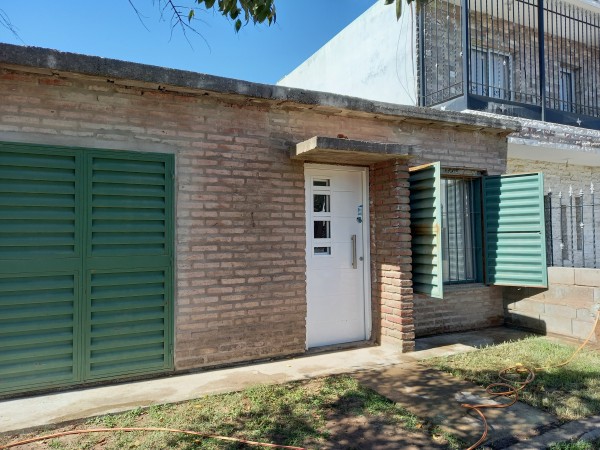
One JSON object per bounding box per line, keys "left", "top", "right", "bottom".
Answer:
{"left": 278, "top": 0, "right": 600, "bottom": 285}
{"left": 0, "top": 44, "right": 548, "bottom": 396}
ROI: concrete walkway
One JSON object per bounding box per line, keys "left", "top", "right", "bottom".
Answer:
{"left": 355, "top": 364, "right": 556, "bottom": 448}
{"left": 505, "top": 416, "right": 600, "bottom": 449}
{"left": 0, "top": 327, "right": 554, "bottom": 449}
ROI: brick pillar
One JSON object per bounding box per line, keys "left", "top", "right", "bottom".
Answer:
{"left": 370, "top": 159, "right": 415, "bottom": 352}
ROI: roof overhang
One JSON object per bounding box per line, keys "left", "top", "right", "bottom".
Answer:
{"left": 0, "top": 43, "right": 521, "bottom": 136}
{"left": 293, "top": 136, "right": 412, "bottom": 165}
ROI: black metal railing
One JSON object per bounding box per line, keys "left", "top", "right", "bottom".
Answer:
{"left": 420, "top": 0, "right": 600, "bottom": 129}
{"left": 545, "top": 184, "right": 599, "bottom": 268}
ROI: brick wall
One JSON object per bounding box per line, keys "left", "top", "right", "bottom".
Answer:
{"left": 504, "top": 267, "right": 600, "bottom": 342}
{"left": 414, "top": 284, "right": 504, "bottom": 337}
{"left": 370, "top": 160, "right": 415, "bottom": 351}
{"left": 0, "top": 65, "right": 509, "bottom": 370}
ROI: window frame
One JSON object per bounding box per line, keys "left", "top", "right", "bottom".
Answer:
{"left": 470, "top": 48, "right": 513, "bottom": 101}
{"left": 440, "top": 175, "right": 483, "bottom": 285}
{"left": 559, "top": 67, "right": 576, "bottom": 113}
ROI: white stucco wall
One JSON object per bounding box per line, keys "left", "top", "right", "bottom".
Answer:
{"left": 277, "top": 1, "right": 418, "bottom": 106}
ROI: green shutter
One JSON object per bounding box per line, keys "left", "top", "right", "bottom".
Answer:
{"left": 85, "top": 152, "right": 174, "bottom": 379}
{"left": 483, "top": 173, "right": 548, "bottom": 287}
{"left": 0, "top": 143, "right": 174, "bottom": 395}
{"left": 409, "top": 162, "right": 444, "bottom": 298}
{"left": 0, "top": 273, "right": 79, "bottom": 391}
{"left": 0, "top": 146, "right": 81, "bottom": 263}
{"left": 89, "top": 155, "right": 171, "bottom": 258}
{"left": 87, "top": 269, "right": 171, "bottom": 377}
{"left": 0, "top": 144, "right": 82, "bottom": 392}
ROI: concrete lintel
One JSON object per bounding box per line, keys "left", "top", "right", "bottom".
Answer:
{"left": 293, "top": 136, "right": 412, "bottom": 165}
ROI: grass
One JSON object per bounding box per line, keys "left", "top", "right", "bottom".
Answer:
{"left": 427, "top": 336, "right": 600, "bottom": 421}
{"left": 0, "top": 375, "right": 463, "bottom": 450}
{"left": 549, "top": 438, "right": 600, "bottom": 449}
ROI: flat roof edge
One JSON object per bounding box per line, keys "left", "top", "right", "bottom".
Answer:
{"left": 0, "top": 43, "right": 521, "bottom": 133}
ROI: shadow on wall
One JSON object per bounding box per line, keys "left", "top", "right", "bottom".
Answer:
{"left": 504, "top": 287, "right": 551, "bottom": 336}
{"left": 504, "top": 312, "right": 549, "bottom": 336}
{"left": 503, "top": 272, "right": 600, "bottom": 343}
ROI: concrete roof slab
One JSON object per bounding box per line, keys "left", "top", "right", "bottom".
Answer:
{"left": 0, "top": 43, "right": 521, "bottom": 135}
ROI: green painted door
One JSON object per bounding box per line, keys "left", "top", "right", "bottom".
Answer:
{"left": 0, "top": 143, "right": 174, "bottom": 395}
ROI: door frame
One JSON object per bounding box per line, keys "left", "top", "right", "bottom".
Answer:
{"left": 304, "top": 164, "right": 372, "bottom": 347}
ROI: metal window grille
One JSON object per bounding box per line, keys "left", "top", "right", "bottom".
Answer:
{"left": 545, "top": 184, "right": 599, "bottom": 268}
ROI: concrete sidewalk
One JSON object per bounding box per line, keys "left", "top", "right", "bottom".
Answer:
{"left": 0, "top": 326, "right": 543, "bottom": 445}
{"left": 355, "top": 364, "right": 556, "bottom": 448}
{"left": 505, "top": 416, "right": 600, "bottom": 449}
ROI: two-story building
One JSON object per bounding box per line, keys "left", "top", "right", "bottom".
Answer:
{"left": 279, "top": 0, "right": 600, "bottom": 280}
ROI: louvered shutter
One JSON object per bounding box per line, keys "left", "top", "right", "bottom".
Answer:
{"left": 483, "top": 173, "right": 548, "bottom": 287}
{"left": 85, "top": 153, "right": 174, "bottom": 379}
{"left": 409, "top": 162, "right": 444, "bottom": 299}
{"left": 0, "top": 145, "right": 82, "bottom": 392}
{"left": 0, "top": 143, "right": 174, "bottom": 395}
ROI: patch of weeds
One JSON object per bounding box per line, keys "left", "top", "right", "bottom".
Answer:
{"left": 427, "top": 337, "right": 600, "bottom": 420}
{"left": 549, "top": 437, "right": 600, "bottom": 450}
{"left": 47, "top": 439, "right": 68, "bottom": 449}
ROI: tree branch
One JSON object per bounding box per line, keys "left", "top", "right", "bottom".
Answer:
{"left": 0, "top": 8, "right": 23, "bottom": 43}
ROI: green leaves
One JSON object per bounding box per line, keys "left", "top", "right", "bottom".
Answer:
{"left": 194, "top": 0, "right": 276, "bottom": 32}
{"left": 183, "top": 0, "right": 420, "bottom": 34}
{"left": 384, "top": 0, "right": 422, "bottom": 20}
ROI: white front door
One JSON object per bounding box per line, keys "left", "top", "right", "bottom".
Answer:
{"left": 305, "top": 165, "right": 370, "bottom": 348}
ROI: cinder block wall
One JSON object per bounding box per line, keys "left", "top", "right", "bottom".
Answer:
{"left": 508, "top": 158, "right": 600, "bottom": 197}
{"left": 504, "top": 267, "right": 600, "bottom": 342}
{"left": 0, "top": 64, "right": 509, "bottom": 371}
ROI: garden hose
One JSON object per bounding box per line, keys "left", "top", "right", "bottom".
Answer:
{"left": 464, "top": 308, "right": 600, "bottom": 450}
{"left": 0, "top": 427, "right": 306, "bottom": 450}
{"left": 2, "top": 311, "right": 598, "bottom": 450}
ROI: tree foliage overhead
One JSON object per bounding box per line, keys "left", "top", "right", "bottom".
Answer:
{"left": 385, "top": 0, "right": 421, "bottom": 20}
{"left": 191, "top": 0, "right": 276, "bottom": 32}
{"left": 1, "top": 0, "right": 422, "bottom": 42}
{"left": 167, "top": 0, "right": 422, "bottom": 35}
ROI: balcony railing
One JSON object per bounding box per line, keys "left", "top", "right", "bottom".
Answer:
{"left": 419, "top": 0, "right": 600, "bottom": 130}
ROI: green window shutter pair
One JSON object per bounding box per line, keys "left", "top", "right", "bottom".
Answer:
{"left": 0, "top": 143, "right": 174, "bottom": 395}
{"left": 409, "top": 163, "right": 547, "bottom": 299}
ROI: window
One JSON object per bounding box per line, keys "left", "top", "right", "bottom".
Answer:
{"left": 470, "top": 49, "right": 512, "bottom": 100}
{"left": 559, "top": 68, "right": 575, "bottom": 113}
{"left": 311, "top": 178, "right": 332, "bottom": 255}
{"left": 441, "top": 178, "right": 479, "bottom": 283}
{"left": 409, "top": 163, "right": 548, "bottom": 299}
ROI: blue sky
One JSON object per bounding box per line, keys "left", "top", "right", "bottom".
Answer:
{"left": 0, "top": 1, "right": 377, "bottom": 84}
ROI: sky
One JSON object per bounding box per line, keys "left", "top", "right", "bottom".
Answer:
{"left": 0, "top": 1, "right": 377, "bottom": 85}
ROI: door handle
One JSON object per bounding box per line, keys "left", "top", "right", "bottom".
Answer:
{"left": 351, "top": 234, "right": 357, "bottom": 269}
